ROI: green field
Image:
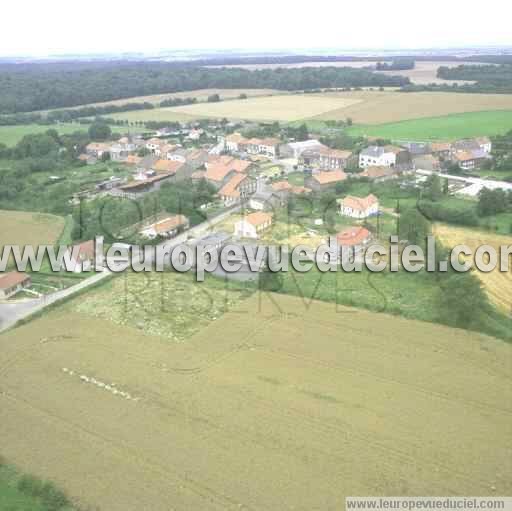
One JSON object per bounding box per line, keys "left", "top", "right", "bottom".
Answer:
{"left": 347, "top": 110, "right": 512, "bottom": 141}
{"left": 0, "top": 123, "right": 142, "bottom": 147}
{"left": 0, "top": 461, "right": 75, "bottom": 511}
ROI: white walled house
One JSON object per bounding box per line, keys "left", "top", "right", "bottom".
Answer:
{"left": 139, "top": 215, "right": 189, "bottom": 239}
{"left": 234, "top": 212, "right": 273, "bottom": 239}
{"left": 359, "top": 146, "right": 397, "bottom": 168}
{"left": 338, "top": 194, "right": 379, "bottom": 219}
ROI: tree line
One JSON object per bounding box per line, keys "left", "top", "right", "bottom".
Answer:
{"left": 0, "top": 62, "right": 410, "bottom": 114}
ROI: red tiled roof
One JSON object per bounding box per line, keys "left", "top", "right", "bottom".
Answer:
{"left": 243, "top": 211, "right": 273, "bottom": 227}
{"left": 336, "top": 227, "right": 371, "bottom": 247}
{"left": 312, "top": 170, "right": 347, "bottom": 185}
{"left": 339, "top": 194, "right": 379, "bottom": 212}
{"left": 0, "top": 271, "right": 30, "bottom": 290}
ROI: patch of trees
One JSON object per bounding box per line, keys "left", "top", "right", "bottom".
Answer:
{"left": 159, "top": 97, "right": 197, "bottom": 108}
{"left": 16, "top": 474, "right": 71, "bottom": 511}
{"left": 376, "top": 59, "right": 415, "bottom": 71}
{"left": 88, "top": 121, "right": 112, "bottom": 141}
{"left": 72, "top": 179, "right": 217, "bottom": 242}
{"left": 437, "top": 64, "right": 512, "bottom": 85}
{"left": 477, "top": 187, "right": 512, "bottom": 216}
{"left": 0, "top": 62, "right": 411, "bottom": 114}
{"left": 401, "top": 64, "right": 512, "bottom": 93}
{"left": 417, "top": 199, "right": 480, "bottom": 227}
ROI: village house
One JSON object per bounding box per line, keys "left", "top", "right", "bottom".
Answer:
{"left": 412, "top": 154, "right": 441, "bottom": 172}
{"left": 318, "top": 148, "right": 352, "bottom": 170}
{"left": 249, "top": 190, "right": 283, "bottom": 211}
{"left": 145, "top": 138, "right": 167, "bottom": 155}
{"left": 152, "top": 159, "right": 184, "bottom": 175}
{"left": 85, "top": 142, "right": 110, "bottom": 159}
{"left": 359, "top": 145, "right": 410, "bottom": 169}
{"left": 305, "top": 170, "right": 347, "bottom": 192}
{"left": 453, "top": 150, "right": 489, "bottom": 171}
{"left": 338, "top": 194, "right": 379, "bottom": 219}
{"left": 224, "top": 133, "right": 247, "bottom": 152}
{"left": 360, "top": 165, "right": 400, "bottom": 181}
{"left": 234, "top": 212, "right": 273, "bottom": 239}
{"left": 336, "top": 227, "right": 372, "bottom": 261}
{"left": 454, "top": 137, "right": 492, "bottom": 155}
{"left": 205, "top": 158, "right": 253, "bottom": 189}
{"left": 430, "top": 142, "right": 453, "bottom": 159}
{"left": 63, "top": 240, "right": 99, "bottom": 273}
{"left": 139, "top": 215, "right": 190, "bottom": 239}
{"left": 0, "top": 271, "right": 31, "bottom": 299}
{"left": 218, "top": 174, "right": 257, "bottom": 206}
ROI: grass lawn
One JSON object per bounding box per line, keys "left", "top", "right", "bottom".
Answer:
{"left": 346, "top": 110, "right": 512, "bottom": 141}
{"left": 0, "top": 123, "right": 143, "bottom": 147}
{"left": 0, "top": 462, "right": 75, "bottom": 511}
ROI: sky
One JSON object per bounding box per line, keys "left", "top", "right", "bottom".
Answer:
{"left": 1, "top": 0, "right": 511, "bottom": 57}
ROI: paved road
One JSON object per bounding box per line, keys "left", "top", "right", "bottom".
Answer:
{"left": 0, "top": 205, "right": 241, "bottom": 333}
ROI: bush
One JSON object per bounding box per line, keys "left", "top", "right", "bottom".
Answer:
{"left": 17, "top": 474, "right": 44, "bottom": 497}
{"left": 40, "top": 481, "right": 70, "bottom": 511}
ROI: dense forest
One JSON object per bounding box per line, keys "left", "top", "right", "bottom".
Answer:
{"left": 0, "top": 62, "right": 410, "bottom": 114}
{"left": 437, "top": 64, "right": 512, "bottom": 85}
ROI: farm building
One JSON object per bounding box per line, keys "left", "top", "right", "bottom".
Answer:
{"left": 0, "top": 271, "right": 31, "bottom": 299}
{"left": 234, "top": 212, "right": 273, "bottom": 239}
{"left": 139, "top": 215, "right": 190, "bottom": 239}
{"left": 305, "top": 170, "right": 347, "bottom": 192}
{"left": 338, "top": 194, "right": 379, "bottom": 219}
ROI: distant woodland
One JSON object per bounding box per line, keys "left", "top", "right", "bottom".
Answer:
{"left": 0, "top": 62, "right": 410, "bottom": 114}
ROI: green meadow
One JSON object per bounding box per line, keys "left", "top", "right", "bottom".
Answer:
{"left": 347, "top": 110, "right": 512, "bottom": 141}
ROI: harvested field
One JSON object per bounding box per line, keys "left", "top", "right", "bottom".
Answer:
{"left": 114, "top": 90, "right": 512, "bottom": 125}
{"left": 0, "top": 210, "right": 65, "bottom": 248}
{"left": 313, "top": 90, "right": 512, "bottom": 124}
{"left": 0, "top": 289, "right": 511, "bottom": 510}
{"left": 113, "top": 94, "right": 362, "bottom": 123}
{"left": 433, "top": 223, "right": 512, "bottom": 312}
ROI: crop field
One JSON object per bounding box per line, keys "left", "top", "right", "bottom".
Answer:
{"left": 433, "top": 223, "right": 512, "bottom": 312}
{"left": 346, "top": 110, "right": 512, "bottom": 141}
{"left": 0, "top": 210, "right": 65, "bottom": 249}
{"left": 314, "top": 90, "right": 512, "bottom": 124}
{"left": 111, "top": 90, "right": 512, "bottom": 126}
{"left": 113, "top": 94, "right": 362, "bottom": 123}
{"left": 0, "top": 286, "right": 510, "bottom": 511}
